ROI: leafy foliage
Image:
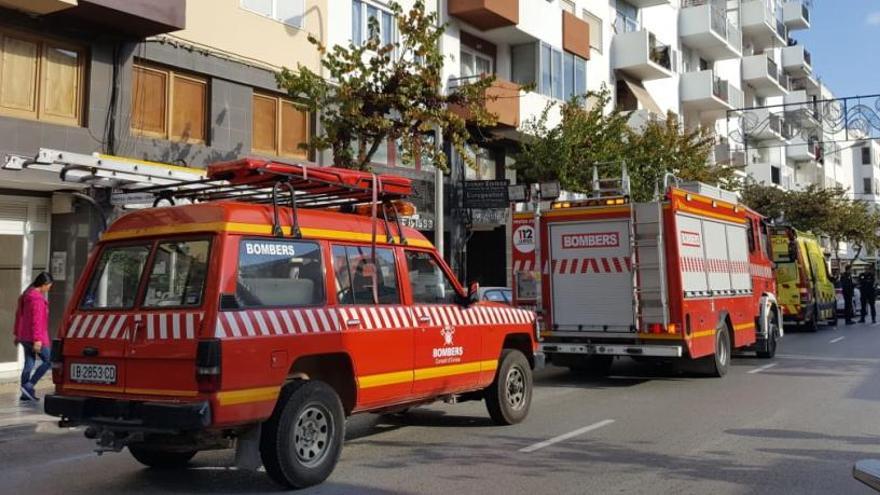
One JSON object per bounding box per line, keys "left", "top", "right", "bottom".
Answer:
{"left": 512, "top": 88, "right": 734, "bottom": 201}
{"left": 741, "top": 182, "right": 880, "bottom": 258}
{"left": 276, "top": 0, "right": 496, "bottom": 171}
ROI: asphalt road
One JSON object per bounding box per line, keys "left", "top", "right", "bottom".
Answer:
{"left": 1, "top": 321, "right": 879, "bottom": 495}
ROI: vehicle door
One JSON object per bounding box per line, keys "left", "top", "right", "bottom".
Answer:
{"left": 804, "top": 241, "right": 835, "bottom": 320}
{"left": 125, "top": 238, "right": 212, "bottom": 397}
{"left": 62, "top": 243, "right": 151, "bottom": 395}
{"left": 404, "top": 250, "right": 481, "bottom": 395}
{"left": 332, "top": 244, "right": 414, "bottom": 407}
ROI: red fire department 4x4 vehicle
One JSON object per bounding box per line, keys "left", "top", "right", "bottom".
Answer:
{"left": 45, "top": 159, "right": 541, "bottom": 488}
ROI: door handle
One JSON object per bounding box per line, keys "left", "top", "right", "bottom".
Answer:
{"left": 82, "top": 347, "right": 99, "bottom": 357}
{"left": 130, "top": 319, "right": 145, "bottom": 344}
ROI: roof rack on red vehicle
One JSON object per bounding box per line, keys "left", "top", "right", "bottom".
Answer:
{"left": 135, "top": 158, "right": 414, "bottom": 249}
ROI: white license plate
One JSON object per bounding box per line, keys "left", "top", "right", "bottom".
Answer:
{"left": 70, "top": 363, "right": 117, "bottom": 384}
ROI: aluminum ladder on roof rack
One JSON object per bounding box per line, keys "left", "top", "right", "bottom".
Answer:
{"left": 630, "top": 201, "right": 669, "bottom": 333}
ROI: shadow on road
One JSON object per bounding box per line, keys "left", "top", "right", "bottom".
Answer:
{"left": 726, "top": 428, "right": 880, "bottom": 446}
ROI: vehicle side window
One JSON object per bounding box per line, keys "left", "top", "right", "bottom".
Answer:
{"left": 405, "top": 250, "right": 458, "bottom": 304}
{"left": 746, "top": 219, "right": 756, "bottom": 253}
{"left": 144, "top": 240, "right": 210, "bottom": 308}
{"left": 484, "top": 290, "right": 506, "bottom": 302}
{"left": 236, "top": 239, "right": 325, "bottom": 308}
{"left": 333, "top": 245, "right": 400, "bottom": 305}
{"left": 80, "top": 244, "right": 151, "bottom": 309}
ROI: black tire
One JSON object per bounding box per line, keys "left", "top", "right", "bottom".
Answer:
{"left": 485, "top": 349, "right": 532, "bottom": 426}
{"left": 260, "top": 380, "right": 345, "bottom": 489}
{"left": 700, "top": 322, "right": 731, "bottom": 377}
{"left": 128, "top": 445, "right": 197, "bottom": 469}
{"left": 757, "top": 310, "right": 779, "bottom": 359}
{"left": 568, "top": 355, "right": 614, "bottom": 376}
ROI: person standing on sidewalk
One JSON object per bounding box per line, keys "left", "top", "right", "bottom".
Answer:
{"left": 842, "top": 265, "right": 856, "bottom": 325}
{"left": 13, "top": 272, "right": 53, "bottom": 402}
{"left": 859, "top": 269, "right": 877, "bottom": 324}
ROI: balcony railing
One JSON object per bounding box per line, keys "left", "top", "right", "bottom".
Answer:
{"left": 802, "top": 3, "right": 810, "bottom": 23}
{"left": 710, "top": 5, "right": 743, "bottom": 54}
{"left": 776, "top": 18, "right": 788, "bottom": 40}
{"left": 766, "top": 57, "right": 789, "bottom": 90}
{"left": 649, "top": 32, "right": 672, "bottom": 70}
{"left": 803, "top": 48, "right": 812, "bottom": 66}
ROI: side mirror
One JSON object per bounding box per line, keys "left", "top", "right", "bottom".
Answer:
{"left": 468, "top": 282, "right": 480, "bottom": 304}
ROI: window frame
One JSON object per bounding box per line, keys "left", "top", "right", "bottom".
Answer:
{"left": 141, "top": 237, "right": 213, "bottom": 310}
{"left": 351, "top": 0, "right": 397, "bottom": 47}
{"left": 331, "top": 243, "right": 403, "bottom": 306}
{"left": 512, "top": 41, "right": 587, "bottom": 101}
{"left": 235, "top": 237, "right": 328, "bottom": 310}
{"left": 251, "top": 91, "right": 311, "bottom": 160}
{"left": 240, "top": 0, "right": 305, "bottom": 29}
{"left": 0, "top": 28, "right": 87, "bottom": 127}
{"left": 78, "top": 241, "right": 155, "bottom": 312}
{"left": 582, "top": 9, "right": 603, "bottom": 54}
{"left": 131, "top": 63, "right": 208, "bottom": 144}
{"left": 403, "top": 248, "right": 465, "bottom": 305}
{"left": 460, "top": 45, "right": 494, "bottom": 77}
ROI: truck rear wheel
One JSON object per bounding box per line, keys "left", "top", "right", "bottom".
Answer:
{"left": 128, "top": 446, "right": 197, "bottom": 469}
{"left": 700, "top": 323, "right": 730, "bottom": 377}
{"left": 757, "top": 310, "right": 779, "bottom": 359}
{"left": 485, "top": 349, "right": 532, "bottom": 426}
{"left": 260, "top": 380, "right": 345, "bottom": 489}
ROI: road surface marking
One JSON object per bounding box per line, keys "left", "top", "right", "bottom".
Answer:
{"left": 775, "top": 354, "right": 878, "bottom": 363}
{"left": 830, "top": 336, "right": 845, "bottom": 344}
{"left": 747, "top": 363, "right": 777, "bottom": 374}
{"left": 519, "top": 419, "right": 615, "bottom": 453}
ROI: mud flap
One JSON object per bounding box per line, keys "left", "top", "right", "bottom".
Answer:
{"left": 234, "top": 424, "right": 262, "bottom": 471}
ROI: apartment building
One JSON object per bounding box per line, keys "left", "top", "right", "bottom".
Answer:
{"left": 0, "top": 0, "right": 326, "bottom": 378}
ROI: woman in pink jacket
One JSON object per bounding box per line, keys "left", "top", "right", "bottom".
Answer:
{"left": 14, "top": 272, "right": 53, "bottom": 402}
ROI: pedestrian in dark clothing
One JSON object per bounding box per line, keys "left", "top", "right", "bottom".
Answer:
{"left": 13, "top": 272, "right": 53, "bottom": 402}
{"left": 859, "top": 270, "right": 876, "bottom": 324}
{"left": 842, "top": 266, "right": 856, "bottom": 325}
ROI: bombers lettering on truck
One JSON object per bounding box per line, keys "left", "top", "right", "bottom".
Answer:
{"left": 244, "top": 241, "right": 297, "bottom": 256}
{"left": 561, "top": 232, "right": 620, "bottom": 249}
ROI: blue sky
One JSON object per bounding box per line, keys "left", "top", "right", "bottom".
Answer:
{"left": 797, "top": 0, "right": 880, "bottom": 98}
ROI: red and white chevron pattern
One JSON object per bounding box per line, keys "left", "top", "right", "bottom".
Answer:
{"left": 65, "top": 312, "right": 205, "bottom": 340}
{"left": 543, "top": 257, "right": 631, "bottom": 275}
{"left": 213, "top": 305, "right": 535, "bottom": 338}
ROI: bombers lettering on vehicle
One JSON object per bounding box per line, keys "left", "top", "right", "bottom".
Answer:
{"left": 561, "top": 232, "right": 620, "bottom": 249}
{"left": 244, "top": 241, "right": 297, "bottom": 256}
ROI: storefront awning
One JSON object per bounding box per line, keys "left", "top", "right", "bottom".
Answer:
{"left": 620, "top": 76, "right": 663, "bottom": 116}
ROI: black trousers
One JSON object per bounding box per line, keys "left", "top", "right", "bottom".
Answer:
{"left": 844, "top": 293, "right": 854, "bottom": 321}
{"left": 861, "top": 294, "right": 876, "bottom": 322}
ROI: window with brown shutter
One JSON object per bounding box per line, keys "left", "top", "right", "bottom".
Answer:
{"left": 0, "top": 29, "right": 85, "bottom": 126}
{"left": 131, "top": 63, "right": 207, "bottom": 143}
{"left": 252, "top": 92, "right": 310, "bottom": 159}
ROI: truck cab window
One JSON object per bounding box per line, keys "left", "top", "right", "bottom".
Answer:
{"left": 405, "top": 251, "right": 458, "bottom": 304}
{"left": 144, "top": 240, "right": 210, "bottom": 308}
{"left": 80, "top": 244, "right": 151, "bottom": 309}
{"left": 236, "top": 240, "right": 325, "bottom": 308}
{"left": 333, "top": 246, "right": 400, "bottom": 305}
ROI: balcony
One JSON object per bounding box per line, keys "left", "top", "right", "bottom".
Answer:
{"left": 783, "top": 1, "right": 810, "bottom": 30}
{"left": 781, "top": 45, "right": 812, "bottom": 77}
{"left": 742, "top": 53, "right": 788, "bottom": 97}
{"left": 0, "top": 0, "right": 77, "bottom": 14}
{"left": 612, "top": 28, "right": 673, "bottom": 81}
{"left": 625, "top": 0, "right": 672, "bottom": 6}
{"left": 563, "top": 10, "right": 590, "bottom": 60}
{"left": 679, "top": 0, "right": 742, "bottom": 61}
{"left": 784, "top": 90, "right": 821, "bottom": 128}
{"left": 713, "top": 142, "right": 746, "bottom": 167}
{"left": 787, "top": 135, "right": 821, "bottom": 161}
{"left": 448, "top": 0, "right": 518, "bottom": 31}
{"left": 790, "top": 74, "right": 820, "bottom": 93}
{"left": 45, "top": 0, "right": 186, "bottom": 36}
{"left": 743, "top": 108, "right": 787, "bottom": 142}
{"left": 681, "top": 70, "right": 744, "bottom": 115}
{"left": 449, "top": 76, "right": 521, "bottom": 128}
{"left": 741, "top": 0, "right": 786, "bottom": 50}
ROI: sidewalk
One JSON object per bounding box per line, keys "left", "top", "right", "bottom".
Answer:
{"left": 0, "top": 378, "right": 56, "bottom": 437}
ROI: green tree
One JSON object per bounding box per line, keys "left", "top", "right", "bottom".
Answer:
{"left": 740, "top": 182, "right": 880, "bottom": 260}
{"left": 513, "top": 88, "right": 735, "bottom": 201}
{"left": 276, "top": 0, "right": 495, "bottom": 171}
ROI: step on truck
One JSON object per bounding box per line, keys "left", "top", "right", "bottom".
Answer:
{"left": 44, "top": 157, "right": 541, "bottom": 489}
{"left": 511, "top": 170, "right": 781, "bottom": 376}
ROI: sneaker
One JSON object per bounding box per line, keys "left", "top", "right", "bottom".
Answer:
{"left": 19, "top": 385, "right": 38, "bottom": 402}
{"left": 18, "top": 394, "right": 30, "bottom": 401}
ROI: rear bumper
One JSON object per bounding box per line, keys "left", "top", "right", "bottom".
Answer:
{"left": 540, "top": 342, "right": 683, "bottom": 358}
{"left": 44, "top": 394, "right": 211, "bottom": 432}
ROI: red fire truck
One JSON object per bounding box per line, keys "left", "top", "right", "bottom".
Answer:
{"left": 44, "top": 158, "right": 540, "bottom": 489}
{"left": 512, "top": 177, "right": 781, "bottom": 377}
